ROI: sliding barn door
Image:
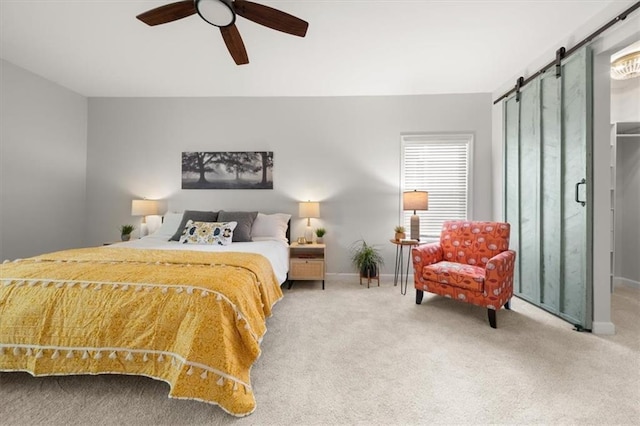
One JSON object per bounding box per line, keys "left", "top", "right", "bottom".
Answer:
{"left": 504, "top": 46, "right": 593, "bottom": 330}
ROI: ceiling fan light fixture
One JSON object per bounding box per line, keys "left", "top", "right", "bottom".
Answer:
{"left": 611, "top": 51, "right": 640, "bottom": 80}
{"left": 195, "top": 0, "right": 235, "bottom": 27}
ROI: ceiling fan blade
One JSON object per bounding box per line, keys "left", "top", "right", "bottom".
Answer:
{"left": 220, "top": 24, "right": 249, "bottom": 65}
{"left": 136, "top": 1, "right": 197, "bottom": 26}
{"left": 233, "top": 0, "right": 308, "bottom": 37}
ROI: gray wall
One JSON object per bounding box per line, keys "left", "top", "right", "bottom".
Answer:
{"left": 0, "top": 60, "right": 88, "bottom": 261}
{"left": 86, "top": 94, "right": 493, "bottom": 273}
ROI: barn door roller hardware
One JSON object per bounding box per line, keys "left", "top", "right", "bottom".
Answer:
{"left": 494, "top": 1, "right": 640, "bottom": 104}
{"left": 515, "top": 76, "right": 525, "bottom": 102}
{"left": 555, "top": 47, "right": 566, "bottom": 77}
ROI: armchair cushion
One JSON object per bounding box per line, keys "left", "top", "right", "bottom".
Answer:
{"left": 422, "top": 261, "right": 485, "bottom": 292}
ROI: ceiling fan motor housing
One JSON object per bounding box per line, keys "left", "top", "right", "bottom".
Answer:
{"left": 195, "top": 0, "right": 235, "bottom": 27}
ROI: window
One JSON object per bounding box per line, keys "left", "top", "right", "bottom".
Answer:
{"left": 401, "top": 134, "right": 472, "bottom": 238}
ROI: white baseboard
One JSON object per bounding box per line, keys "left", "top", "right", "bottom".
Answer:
{"left": 325, "top": 273, "right": 396, "bottom": 280}
{"left": 613, "top": 276, "right": 640, "bottom": 289}
{"left": 592, "top": 321, "right": 616, "bottom": 335}
{"left": 325, "top": 273, "right": 358, "bottom": 280}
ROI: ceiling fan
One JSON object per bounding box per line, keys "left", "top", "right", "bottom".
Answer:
{"left": 136, "top": 0, "right": 308, "bottom": 65}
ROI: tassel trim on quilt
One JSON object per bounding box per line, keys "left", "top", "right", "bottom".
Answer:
{"left": 0, "top": 343, "right": 251, "bottom": 393}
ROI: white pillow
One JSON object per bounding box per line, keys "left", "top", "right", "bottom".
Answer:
{"left": 251, "top": 213, "right": 291, "bottom": 243}
{"left": 151, "top": 213, "right": 184, "bottom": 239}
{"left": 179, "top": 221, "right": 237, "bottom": 245}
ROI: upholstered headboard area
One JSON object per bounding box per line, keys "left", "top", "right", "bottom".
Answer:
{"left": 286, "top": 220, "right": 290, "bottom": 244}
{"left": 160, "top": 210, "right": 291, "bottom": 244}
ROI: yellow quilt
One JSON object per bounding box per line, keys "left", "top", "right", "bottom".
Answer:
{"left": 0, "top": 247, "right": 283, "bottom": 416}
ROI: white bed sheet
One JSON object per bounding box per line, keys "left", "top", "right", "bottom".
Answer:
{"left": 109, "top": 234, "right": 290, "bottom": 284}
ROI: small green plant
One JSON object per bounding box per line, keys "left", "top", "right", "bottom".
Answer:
{"left": 120, "top": 224, "right": 136, "bottom": 235}
{"left": 350, "top": 239, "right": 384, "bottom": 277}
{"left": 394, "top": 225, "right": 406, "bottom": 233}
{"left": 315, "top": 228, "right": 326, "bottom": 238}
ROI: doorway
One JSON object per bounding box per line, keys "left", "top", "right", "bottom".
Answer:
{"left": 611, "top": 42, "right": 640, "bottom": 292}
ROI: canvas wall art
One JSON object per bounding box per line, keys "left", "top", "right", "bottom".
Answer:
{"left": 181, "top": 151, "right": 274, "bottom": 189}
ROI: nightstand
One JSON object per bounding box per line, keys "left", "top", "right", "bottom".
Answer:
{"left": 288, "top": 242, "right": 326, "bottom": 290}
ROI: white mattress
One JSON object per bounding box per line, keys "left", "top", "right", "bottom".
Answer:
{"left": 109, "top": 234, "right": 290, "bottom": 284}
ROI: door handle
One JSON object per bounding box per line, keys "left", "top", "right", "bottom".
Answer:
{"left": 575, "top": 178, "right": 586, "bottom": 206}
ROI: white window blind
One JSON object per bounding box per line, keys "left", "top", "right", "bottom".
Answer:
{"left": 401, "top": 134, "right": 472, "bottom": 238}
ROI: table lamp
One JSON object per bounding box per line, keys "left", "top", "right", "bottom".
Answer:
{"left": 299, "top": 201, "right": 320, "bottom": 244}
{"left": 131, "top": 199, "right": 162, "bottom": 237}
{"left": 403, "top": 190, "right": 428, "bottom": 241}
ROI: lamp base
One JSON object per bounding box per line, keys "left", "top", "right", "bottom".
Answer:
{"left": 410, "top": 214, "right": 420, "bottom": 241}
{"left": 304, "top": 226, "right": 314, "bottom": 244}
{"left": 146, "top": 215, "right": 162, "bottom": 235}
{"left": 139, "top": 222, "right": 148, "bottom": 239}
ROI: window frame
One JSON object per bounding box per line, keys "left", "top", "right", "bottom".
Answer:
{"left": 400, "top": 133, "right": 474, "bottom": 239}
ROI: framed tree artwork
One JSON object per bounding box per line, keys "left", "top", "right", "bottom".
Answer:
{"left": 181, "top": 151, "right": 274, "bottom": 189}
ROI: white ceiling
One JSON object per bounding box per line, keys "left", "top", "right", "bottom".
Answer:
{"left": 0, "top": 1, "right": 628, "bottom": 97}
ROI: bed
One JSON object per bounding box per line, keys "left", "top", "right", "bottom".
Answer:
{"left": 0, "top": 211, "right": 289, "bottom": 416}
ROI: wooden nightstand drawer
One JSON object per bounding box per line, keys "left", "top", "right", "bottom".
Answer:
{"left": 290, "top": 259, "right": 324, "bottom": 280}
{"left": 288, "top": 242, "right": 326, "bottom": 289}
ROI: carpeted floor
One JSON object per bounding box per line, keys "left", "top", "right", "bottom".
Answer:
{"left": 1, "top": 278, "right": 638, "bottom": 425}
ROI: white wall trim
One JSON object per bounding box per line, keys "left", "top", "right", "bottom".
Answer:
{"left": 613, "top": 276, "right": 640, "bottom": 289}
{"left": 326, "top": 273, "right": 397, "bottom": 280}
{"left": 591, "top": 321, "right": 616, "bottom": 335}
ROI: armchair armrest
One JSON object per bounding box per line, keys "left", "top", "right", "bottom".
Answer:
{"left": 485, "top": 250, "right": 516, "bottom": 300}
{"left": 411, "top": 242, "right": 443, "bottom": 282}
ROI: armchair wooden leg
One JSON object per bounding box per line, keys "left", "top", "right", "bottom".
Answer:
{"left": 505, "top": 299, "right": 511, "bottom": 310}
{"left": 487, "top": 309, "right": 497, "bottom": 329}
{"left": 416, "top": 289, "right": 424, "bottom": 305}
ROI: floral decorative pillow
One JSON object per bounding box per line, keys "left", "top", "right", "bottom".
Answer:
{"left": 178, "top": 220, "right": 237, "bottom": 246}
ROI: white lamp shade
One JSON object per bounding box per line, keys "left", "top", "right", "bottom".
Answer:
{"left": 403, "top": 191, "right": 429, "bottom": 211}
{"left": 299, "top": 201, "right": 320, "bottom": 218}
{"left": 131, "top": 199, "right": 162, "bottom": 216}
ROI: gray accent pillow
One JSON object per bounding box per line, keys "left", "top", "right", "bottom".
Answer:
{"left": 169, "top": 210, "right": 219, "bottom": 241}
{"left": 217, "top": 211, "right": 258, "bottom": 242}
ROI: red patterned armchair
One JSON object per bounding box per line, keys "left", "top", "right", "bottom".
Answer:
{"left": 411, "top": 221, "right": 516, "bottom": 328}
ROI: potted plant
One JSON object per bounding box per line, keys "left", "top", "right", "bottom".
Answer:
{"left": 394, "top": 225, "right": 406, "bottom": 241}
{"left": 120, "top": 224, "right": 136, "bottom": 241}
{"left": 350, "top": 239, "right": 384, "bottom": 278}
{"left": 315, "top": 228, "right": 326, "bottom": 244}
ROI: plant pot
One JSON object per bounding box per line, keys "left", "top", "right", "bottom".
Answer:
{"left": 360, "top": 264, "right": 378, "bottom": 278}
{"left": 316, "top": 237, "right": 324, "bottom": 244}
{"left": 121, "top": 234, "right": 131, "bottom": 241}
{"left": 395, "top": 232, "right": 406, "bottom": 241}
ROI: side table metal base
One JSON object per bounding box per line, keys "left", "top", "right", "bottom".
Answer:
{"left": 390, "top": 239, "right": 418, "bottom": 295}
